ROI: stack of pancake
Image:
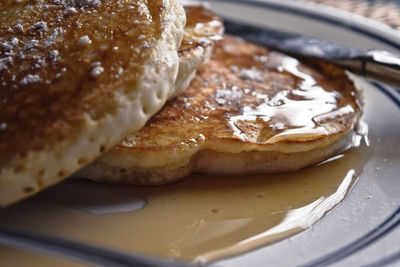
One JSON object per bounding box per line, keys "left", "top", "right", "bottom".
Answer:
{"left": 0, "top": 1, "right": 361, "bottom": 206}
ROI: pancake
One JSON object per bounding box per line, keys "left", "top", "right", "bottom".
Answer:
{"left": 0, "top": 0, "right": 185, "bottom": 206}
{"left": 77, "top": 36, "right": 362, "bottom": 185}
{"left": 174, "top": 6, "right": 223, "bottom": 98}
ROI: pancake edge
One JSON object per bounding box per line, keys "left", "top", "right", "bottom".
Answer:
{"left": 76, "top": 128, "right": 359, "bottom": 185}
{"left": 0, "top": 0, "right": 186, "bottom": 207}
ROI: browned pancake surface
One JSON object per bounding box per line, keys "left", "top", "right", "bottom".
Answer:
{"left": 0, "top": 0, "right": 186, "bottom": 206}
{"left": 179, "top": 6, "right": 223, "bottom": 55}
{"left": 78, "top": 35, "right": 361, "bottom": 184}
{"left": 119, "top": 36, "right": 360, "bottom": 150}
{"left": 0, "top": 0, "right": 166, "bottom": 166}
{"left": 172, "top": 6, "right": 223, "bottom": 97}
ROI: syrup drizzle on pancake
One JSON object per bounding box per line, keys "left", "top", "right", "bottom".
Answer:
{"left": 119, "top": 36, "right": 359, "bottom": 151}
{"left": 179, "top": 5, "right": 223, "bottom": 54}
{"left": 227, "top": 52, "right": 355, "bottom": 142}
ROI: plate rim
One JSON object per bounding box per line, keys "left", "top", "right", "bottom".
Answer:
{"left": 210, "top": 0, "right": 400, "bottom": 51}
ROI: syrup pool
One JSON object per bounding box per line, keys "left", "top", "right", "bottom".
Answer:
{"left": 0, "top": 136, "right": 368, "bottom": 265}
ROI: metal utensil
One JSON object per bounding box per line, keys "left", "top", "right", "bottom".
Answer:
{"left": 225, "top": 19, "right": 400, "bottom": 86}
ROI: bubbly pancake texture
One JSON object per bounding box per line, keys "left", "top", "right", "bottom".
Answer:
{"left": 0, "top": 0, "right": 185, "bottom": 206}
{"left": 174, "top": 6, "right": 223, "bottom": 97}
{"left": 78, "top": 36, "right": 361, "bottom": 184}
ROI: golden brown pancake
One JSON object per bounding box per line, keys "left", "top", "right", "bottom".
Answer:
{"left": 0, "top": 0, "right": 185, "bottom": 206}
{"left": 174, "top": 6, "right": 223, "bottom": 97}
{"left": 78, "top": 36, "right": 362, "bottom": 185}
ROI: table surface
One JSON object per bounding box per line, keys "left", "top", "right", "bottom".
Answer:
{"left": 305, "top": 0, "right": 400, "bottom": 30}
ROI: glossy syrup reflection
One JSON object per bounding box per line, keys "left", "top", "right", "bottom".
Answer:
{"left": 223, "top": 50, "right": 359, "bottom": 144}
{"left": 0, "top": 137, "right": 369, "bottom": 265}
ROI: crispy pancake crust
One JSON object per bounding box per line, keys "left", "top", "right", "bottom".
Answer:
{"left": 78, "top": 36, "right": 361, "bottom": 184}
{"left": 174, "top": 6, "right": 223, "bottom": 97}
{"left": 0, "top": 0, "right": 185, "bottom": 206}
